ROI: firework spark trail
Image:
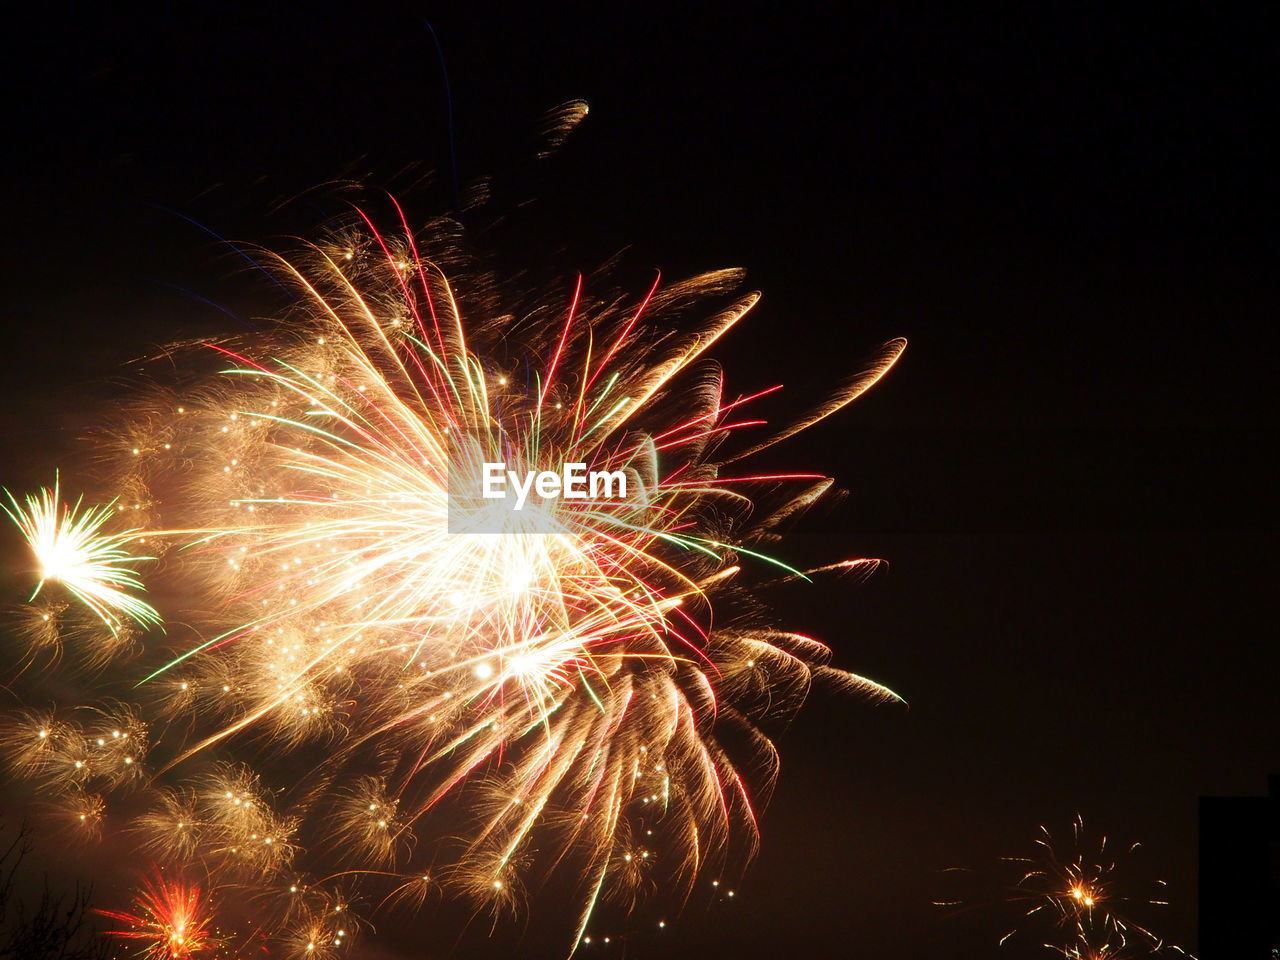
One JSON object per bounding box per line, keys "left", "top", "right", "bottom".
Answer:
{"left": 1, "top": 192, "right": 904, "bottom": 954}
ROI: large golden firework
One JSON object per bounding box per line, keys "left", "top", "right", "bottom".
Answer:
{"left": 2, "top": 183, "right": 904, "bottom": 954}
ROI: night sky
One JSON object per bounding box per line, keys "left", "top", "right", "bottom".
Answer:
{"left": 2, "top": 5, "right": 1276, "bottom": 957}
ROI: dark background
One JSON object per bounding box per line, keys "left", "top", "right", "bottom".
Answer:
{"left": 1, "top": 4, "right": 1275, "bottom": 957}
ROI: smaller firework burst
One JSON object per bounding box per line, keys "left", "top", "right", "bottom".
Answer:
{"left": 97, "top": 869, "right": 216, "bottom": 959}
{"left": 2, "top": 477, "right": 160, "bottom": 634}
{"left": 939, "top": 814, "right": 1194, "bottom": 959}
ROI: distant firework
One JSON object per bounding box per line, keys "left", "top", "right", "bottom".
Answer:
{"left": 1, "top": 109, "right": 904, "bottom": 956}
{"left": 939, "top": 813, "right": 1195, "bottom": 959}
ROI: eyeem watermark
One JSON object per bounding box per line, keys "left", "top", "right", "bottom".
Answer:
{"left": 482, "top": 462, "right": 627, "bottom": 511}
{"left": 447, "top": 435, "right": 633, "bottom": 533}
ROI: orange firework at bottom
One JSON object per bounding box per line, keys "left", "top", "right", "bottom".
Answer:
{"left": 97, "top": 869, "right": 216, "bottom": 959}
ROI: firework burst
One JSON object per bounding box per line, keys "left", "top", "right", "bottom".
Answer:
{"left": 97, "top": 869, "right": 216, "bottom": 959}
{"left": 939, "top": 814, "right": 1194, "bottom": 959}
{"left": 2, "top": 476, "right": 160, "bottom": 634}
{"left": 1, "top": 148, "right": 904, "bottom": 952}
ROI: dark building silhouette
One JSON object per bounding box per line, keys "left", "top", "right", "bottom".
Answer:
{"left": 1198, "top": 775, "right": 1279, "bottom": 958}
